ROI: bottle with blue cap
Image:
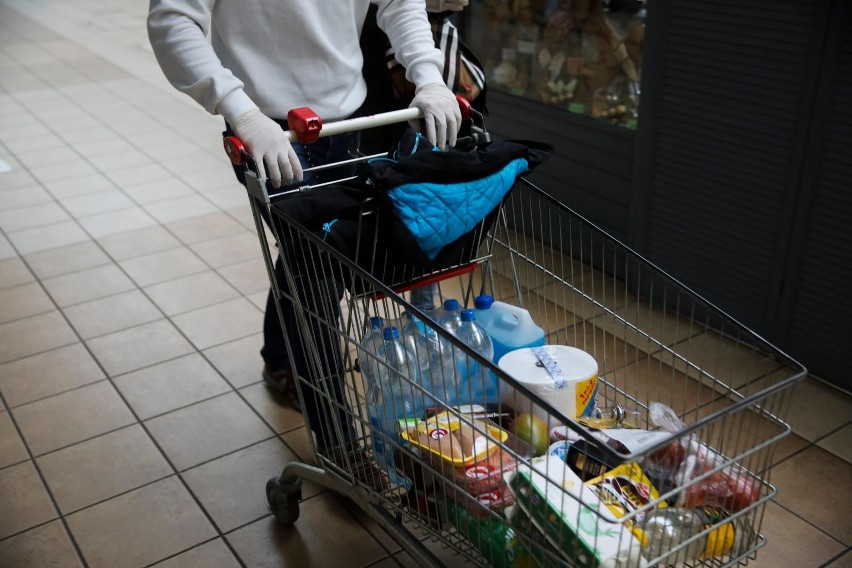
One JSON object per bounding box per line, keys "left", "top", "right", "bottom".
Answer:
{"left": 453, "top": 309, "right": 499, "bottom": 404}
{"left": 357, "top": 316, "right": 385, "bottom": 389}
{"left": 438, "top": 298, "right": 463, "bottom": 336}
{"left": 474, "top": 294, "right": 545, "bottom": 365}
{"left": 366, "top": 326, "right": 422, "bottom": 484}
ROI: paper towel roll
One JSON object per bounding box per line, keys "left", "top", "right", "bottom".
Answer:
{"left": 498, "top": 345, "right": 598, "bottom": 423}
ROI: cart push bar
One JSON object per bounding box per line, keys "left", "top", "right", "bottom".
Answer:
{"left": 223, "top": 95, "right": 489, "bottom": 171}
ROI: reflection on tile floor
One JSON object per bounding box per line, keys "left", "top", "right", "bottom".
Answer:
{"left": 0, "top": 1, "right": 850, "bottom": 567}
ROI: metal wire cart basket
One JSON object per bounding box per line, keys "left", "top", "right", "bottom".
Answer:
{"left": 224, "top": 104, "right": 807, "bottom": 568}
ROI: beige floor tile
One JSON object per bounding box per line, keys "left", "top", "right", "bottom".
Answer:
{"left": 0, "top": 310, "right": 77, "bottom": 364}
{"left": 165, "top": 210, "right": 248, "bottom": 245}
{"left": 0, "top": 343, "right": 105, "bottom": 407}
{"left": 0, "top": 410, "right": 29, "bottom": 468}
{"left": 113, "top": 353, "right": 232, "bottom": 420}
{"left": 12, "top": 380, "right": 135, "bottom": 456}
{"left": 217, "top": 257, "right": 270, "bottom": 296}
{"left": 96, "top": 224, "right": 182, "bottom": 262}
{"left": 770, "top": 446, "right": 852, "bottom": 544}
{"left": 30, "top": 160, "right": 98, "bottom": 184}
{"left": 63, "top": 289, "right": 162, "bottom": 339}
{"left": 95, "top": 150, "right": 152, "bottom": 174}
{"left": 0, "top": 281, "right": 54, "bottom": 324}
{"left": 225, "top": 493, "right": 388, "bottom": 568}
{"left": 119, "top": 246, "right": 208, "bottom": 288}
{"left": 179, "top": 167, "right": 241, "bottom": 193}
{"left": 239, "top": 382, "right": 306, "bottom": 434}
{"left": 0, "top": 519, "right": 82, "bottom": 568}
{"left": 42, "top": 173, "right": 115, "bottom": 200}
{"left": 171, "top": 297, "right": 263, "bottom": 350}
{"left": 145, "top": 392, "right": 273, "bottom": 471}
{"left": 203, "top": 332, "right": 264, "bottom": 389}
{"left": 42, "top": 263, "right": 136, "bottom": 307}
{"left": 0, "top": 201, "right": 70, "bottom": 233}
{"left": 785, "top": 377, "right": 852, "bottom": 442}
{"left": 23, "top": 240, "right": 111, "bottom": 280}
{"left": 182, "top": 438, "right": 322, "bottom": 533}
{"left": 0, "top": 169, "right": 38, "bottom": 193}
{"left": 104, "top": 162, "right": 173, "bottom": 189}
{"left": 143, "top": 194, "right": 219, "bottom": 225}
{"left": 749, "top": 502, "right": 845, "bottom": 567}
{"left": 59, "top": 189, "right": 135, "bottom": 218}
{"left": 282, "top": 427, "right": 317, "bottom": 465}
{"left": 149, "top": 539, "right": 241, "bottom": 568}
{"left": 0, "top": 185, "right": 54, "bottom": 211}
{"left": 817, "top": 423, "right": 852, "bottom": 463}
{"left": 0, "top": 233, "right": 16, "bottom": 261}
{"left": 37, "top": 424, "right": 173, "bottom": 514}
{"left": 144, "top": 270, "right": 240, "bottom": 316}
{"left": 248, "top": 290, "right": 267, "bottom": 310}
{"left": 85, "top": 319, "right": 194, "bottom": 377}
{"left": 189, "top": 231, "right": 258, "bottom": 269}
{"left": 122, "top": 177, "right": 196, "bottom": 205}
{"left": 205, "top": 186, "right": 250, "bottom": 210}
{"left": 76, "top": 206, "right": 158, "bottom": 239}
{"left": 7, "top": 219, "right": 90, "bottom": 256}
{"left": 66, "top": 476, "right": 217, "bottom": 568}
{"left": 0, "top": 461, "right": 58, "bottom": 539}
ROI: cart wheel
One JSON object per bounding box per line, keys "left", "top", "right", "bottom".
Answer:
{"left": 266, "top": 476, "right": 302, "bottom": 527}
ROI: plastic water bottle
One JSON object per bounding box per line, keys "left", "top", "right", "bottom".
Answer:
{"left": 417, "top": 319, "right": 458, "bottom": 406}
{"left": 453, "top": 309, "right": 498, "bottom": 404}
{"left": 474, "top": 295, "right": 545, "bottom": 364}
{"left": 357, "top": 316, "right": 385, "bottom": 386}
{"left": 640, "top": 506, "right": 757, "bottom": 563}
{"left": 367, "top": 327, "right": 421, "bottom": 485}
{"left": 438, "top": 298, "right": 463, "bottom": 336}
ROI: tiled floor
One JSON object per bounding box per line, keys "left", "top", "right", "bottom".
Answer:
{"left": 0, "top": 2, "right": 850, "bottom": 567}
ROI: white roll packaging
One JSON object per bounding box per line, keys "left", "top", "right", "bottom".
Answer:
{"left": 498, "top": 345, "right": 598, "bottom": 422}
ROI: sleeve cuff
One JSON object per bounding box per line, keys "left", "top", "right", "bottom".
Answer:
{"left": 408, "top": 62, "right": 446, "bottom": 93}
{"left": 217, "top": 90, "right": 257, "bottom": 125}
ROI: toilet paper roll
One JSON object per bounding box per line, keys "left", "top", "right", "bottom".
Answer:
{"left": 498, "top": 345, "right": 598, "bottom": 423}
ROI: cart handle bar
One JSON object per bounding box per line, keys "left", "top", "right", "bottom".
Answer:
{"left": 224, "top": 96, "right": 473, "bottom": 166}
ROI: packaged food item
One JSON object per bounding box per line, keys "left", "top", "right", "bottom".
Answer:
{"left": 505, "top": 455, "right": 646, "bottom": 568}
{"left": 453, "top": 444, "right": 518, "bottom": 495}
{"left": 453, "top": 483, "right": 515, "bottom": 519}
{"left": 400, "top": 410, "right": 508, "bottom": 466}
{"left": 648, "top": 402, "right": 758, "bottom": 512}
{"left": 584, "top": 462, "right": 667, "bottom": 548}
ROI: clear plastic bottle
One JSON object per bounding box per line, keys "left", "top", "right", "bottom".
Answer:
{"left": 438, "top": 298, "right": 463, "bottom": 336}
{"left": 640, "top": 506, "right": 757, "bottom": 564}
{"left": 357, "top": 316, "right": 385, "bottom": 387}
{"left": 454, "top": 309, "right": 498, "bottom": 404}
{"left": 367, "top": 326, "right": 421, "bottom": 485}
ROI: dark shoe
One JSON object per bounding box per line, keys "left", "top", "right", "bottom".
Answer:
{"left": 262, "top": 365, "right": 302, "bottom": 412}
{"left": 324, "top": 441, "right": 389, "bottom": 493}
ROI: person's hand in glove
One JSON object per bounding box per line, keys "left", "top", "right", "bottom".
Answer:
{"left": 232, "top": 108, "right": 303, "bottom": 188}
{"left": 409, "top": 83, "right": 461, "bottom": 149}
{"left": 425, "top": 0, "right": 469, "bottom": 12}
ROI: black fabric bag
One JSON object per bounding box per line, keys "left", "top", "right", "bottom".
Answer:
{"left": 271, "top": 129, "right": 553, "bottom": 290}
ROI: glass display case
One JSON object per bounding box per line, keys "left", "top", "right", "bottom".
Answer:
{"left": 465, "top": 0, "right": 645, "bottom": 129}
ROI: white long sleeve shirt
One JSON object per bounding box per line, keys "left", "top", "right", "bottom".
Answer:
{"left": 148, "top": 0, "right": 445, "bottom": 124}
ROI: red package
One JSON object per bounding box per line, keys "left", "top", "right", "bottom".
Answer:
{"left": 680, "top": 466, "right": 759, "bottom": 512}
{"left": 452, "top": 444, "right": 518, "bottom": 495}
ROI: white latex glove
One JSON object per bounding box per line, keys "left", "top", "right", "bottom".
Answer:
{"left": 232, "top": 108, "right": 303, "bottom": 188}
{"left": 425, "top": 0, "right": 469, "bottom": 12}
{"left": 409, "top": 84, "right": 461, "bottom": 149}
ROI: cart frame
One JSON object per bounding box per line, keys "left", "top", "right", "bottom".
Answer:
{"left": 226, "top": 106, "right": 807, "bottom": 568}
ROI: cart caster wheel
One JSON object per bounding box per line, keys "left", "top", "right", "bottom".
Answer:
{"left": 266, "top": 476, "right": 302, "bottom": 527}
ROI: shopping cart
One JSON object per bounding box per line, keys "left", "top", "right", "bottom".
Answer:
{"left": 224, "top": 103, "right": 807, "bottom": 568}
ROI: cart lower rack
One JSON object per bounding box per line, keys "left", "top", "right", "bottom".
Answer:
{"left": 230, "top": 108, "right": 807, "bottom": 568}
